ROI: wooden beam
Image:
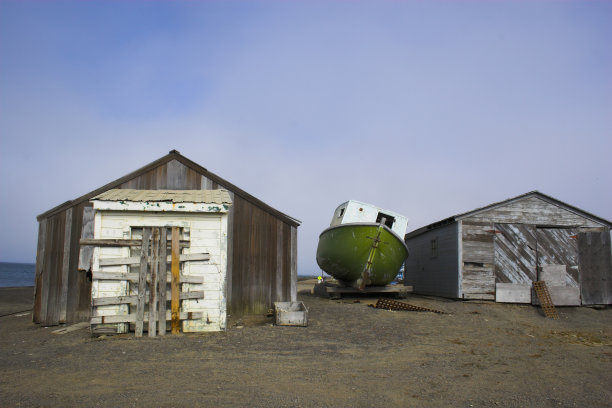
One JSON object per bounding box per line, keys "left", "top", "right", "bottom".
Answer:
{"left": 325, "top": 285, "right": 413, "bottom": 294}
{"left": 93, "top": 291, "right": 204, "bottom": 306}
{"left": 135, "top": 228, "right": 150, "bottom": 337}
{"left": 80, "top": 238, "right": 189, "bottom": 248}
{"left": 77, "top": 207, "right": 95, "bottom": 271}
{"left": 171, "top": 227, "right": 180, "bottom": 334}
{"left": 98, "top": 252, "right": 209, "bottom": 266}
{"left": 33, "top": 219, "right": 48, "bottom": 323}
{"left": 91, "top": 311, "right": 203, "bottom": 325}
{"left": 92, "top": 271, "right": 204, "bottom": 284}
{"left": 59, "top": 207, "right": 72, "bottom": 323}
{"left": 51, "top": 322, "right": 89, "bottom": 335}
{"left": 148, "top": 228, "right": 159, "bottom": 337}
{"left": 158, "top": 228, "right": 167, "bottom": 336}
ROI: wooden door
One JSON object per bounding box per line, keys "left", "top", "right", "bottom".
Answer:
{"left": 578, "top": 231, "right": 612, "bottom": 305}
{"left": 493, "top": 225, "right": 580, "bottom": 305}
{"left": 534, "top": 228, "right": 580, "bottom": 306}
{"left": 493, "top": 223, "right": 536, "bottom": 303}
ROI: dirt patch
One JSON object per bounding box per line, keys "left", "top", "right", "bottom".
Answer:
{"left": 0, "top": 286, "right": 34, "bottom": 316}
{"left": 1, "top": 287, "right": 611, "bottom": 407}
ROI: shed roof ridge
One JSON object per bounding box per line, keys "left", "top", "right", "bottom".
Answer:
{"left": 92, "top": 188, "right": 233, "bottom": 204}
{"left": 405, "top": 190, "right": 611, "bottom": 238}
{"left": 453, "top": 191, "right": 611, "bottom": 226}
{"left": 36, "top": 150, "right": 301, "bottom": 226}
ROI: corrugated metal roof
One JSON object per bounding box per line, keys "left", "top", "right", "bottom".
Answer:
{"left": 92, "top": 189, "right": 232, "bottom": 204}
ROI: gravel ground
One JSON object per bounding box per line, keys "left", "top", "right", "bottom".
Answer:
{"left": 0, "top": 285, "right": 611, "bottom": 408}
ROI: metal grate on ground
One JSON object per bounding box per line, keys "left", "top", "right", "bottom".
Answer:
{"left": 372, "top": 298, "right": 445, "bottom": 314}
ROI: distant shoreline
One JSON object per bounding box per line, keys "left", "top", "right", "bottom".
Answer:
{"left": 0, "top": 262, "right": 35, "bottom": 265}
{"left": 0, "top": 262, "right": 36, "bottom": 288}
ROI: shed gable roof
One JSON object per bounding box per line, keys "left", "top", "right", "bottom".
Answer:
{"left": 37, "top": 150, "right": 300, "bottom": 226}
{"left": 405, "top": 191, "right": 612, "bottom": 239}
{"left": 93, "top": 189, "right": 233, "bottom": 204}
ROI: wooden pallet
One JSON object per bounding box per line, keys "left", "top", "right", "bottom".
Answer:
{"left": 533, "top": 281, "right": 559, "bottom": 319}
{"left": 313, "top": 282, "right": 412, "bottom": 299}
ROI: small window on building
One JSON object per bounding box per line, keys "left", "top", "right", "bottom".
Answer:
{"left": 376, "top": 212, "right": 395, "bottom": 229}
{"left": 339, "top": 208, "right": 345, "bottom": 217}
{"left": 430, "top": 238, "right": 438, "bottom": 258}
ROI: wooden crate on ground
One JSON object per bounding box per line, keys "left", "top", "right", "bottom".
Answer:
{"left": 274, "top": 301, "right": 308, "bottom": 327}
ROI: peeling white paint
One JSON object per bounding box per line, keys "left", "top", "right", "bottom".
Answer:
{"left": 330, "top": 200, "right": 409, "bottom": 238}
{"left": 91, "top": 198, "right": 230, "bottom": 333}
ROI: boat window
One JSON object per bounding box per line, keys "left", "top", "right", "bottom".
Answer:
{"left": 339, "top": 208, "right": 345, "bottom": 217}
{"left": 376, "top": 212, "right": 395, "bottom": 229}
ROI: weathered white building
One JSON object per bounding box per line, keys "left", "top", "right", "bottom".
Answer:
{"left": 404, "top": 191, "right": 612, "bottom": 306}
{"left": 89, "top": 189, "right": 232, "bottom": 334}
{"left": 33, "top": 150, "right": 300, "bottom": 327}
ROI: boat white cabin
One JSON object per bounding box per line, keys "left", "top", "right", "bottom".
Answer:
{"left": 329, "top": 200, "right": 409, "bottom": 238}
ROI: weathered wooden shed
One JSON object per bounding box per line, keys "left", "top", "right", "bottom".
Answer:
{"left": 404, "top": 191, "right": 612, "bottom": 305}
{"left": 34, "top": 150, "right": 300, "bottom": 326}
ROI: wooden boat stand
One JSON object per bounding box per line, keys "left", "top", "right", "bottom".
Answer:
{"left": 313, "top": 280, "right": 412, "bottom": 300}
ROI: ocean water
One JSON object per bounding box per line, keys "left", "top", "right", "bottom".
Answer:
{"left": 0, "top": 262, "right": 36, "bottom": 287}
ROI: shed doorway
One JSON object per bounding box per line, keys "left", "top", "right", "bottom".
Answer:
{"left": 493, "top": 224, "right": 580, "bottom": 305}
{"left": 91, "top": 226, "right": 209, "bottom": 336}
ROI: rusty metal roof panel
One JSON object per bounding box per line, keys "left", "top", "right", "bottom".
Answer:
{"left": 92, "top": 189, "right": 232, "bottom": 204}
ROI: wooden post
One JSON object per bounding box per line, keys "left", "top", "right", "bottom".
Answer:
{"left": 171, "top": 227, "right": 180, "bottom": 334}
{"left": 148, "top": 228, "right": 159, "bottom": 337}
{"left": 158, "top": 228, "right": 168, "bottom": 336}
{"left": 135, "top": 228, "right": 151, "bottom": 337}
{"left": 59, "top": 207, "right": 72, "bottom": 323}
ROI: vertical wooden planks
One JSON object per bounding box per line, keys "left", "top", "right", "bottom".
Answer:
{"left": 578, "top": 230, "right": 612, "bottom": 305}
{"left": 75, "top": 205, "right": 94, "bottom": 322}
{"left": 283, "top": 223, "right": 291, "bottom": 301}
{"left": 201, "top": 176, "right": 213, "bottom": 190}
{"left": 275, "top": 222, "right": 284, "bottom": 302}
{"left": 41, "top": 212, "right": 66, "bottom": 325}
{"left": 290, "top": 225, "right": 298, "bottom": 302}
{"left": 536, "top": 228, "right": 579, "bottom": 285}
{"left": 59, "top": 207, "right": 73, "bottom": 323}
{"left": 66, "top": 204, "right": 82, "bottom": 322}
{"left": 225, "top": 190, "right": 234, "bottom": 315}
{"left": 166, "top": 159, "right": 186, "bottom": 189}
{"left": 158, "top": 228, "right": 168, "bottom": 335}
{"left": 78, "top": 207, "right": 96, "bottom": 272}
{"left": 171, "top": 227, "right": 180, "bottom": 334}
{"left": 494, "top": 223, "right": 537, "bottom": 284}
{"left": 33, "top": 219, "right": 48, "bottom": 323}
{"left": 135, "top": 228, "right": 151, "bottom": 337}
{"left": 148, "top": 228, "right": 159, "bottom": 337}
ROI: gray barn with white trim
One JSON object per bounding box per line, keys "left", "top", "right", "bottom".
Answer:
{"left": 404, "top": 191, "right": 612, "bottom": 305}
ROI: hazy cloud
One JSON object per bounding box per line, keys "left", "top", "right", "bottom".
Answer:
{"left": 1, "top": 1, "right": 610, "bottom": 273}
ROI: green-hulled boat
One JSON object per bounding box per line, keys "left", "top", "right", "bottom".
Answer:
{"left": 316, "top": 201, "right": 409, "bottom": 289}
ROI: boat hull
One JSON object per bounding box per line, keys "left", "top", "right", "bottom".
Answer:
{"left": 316, "top": 223, "right": 409, "bottom": 287}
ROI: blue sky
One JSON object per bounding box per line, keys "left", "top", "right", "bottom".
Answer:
{"left": 1, "top": 0, "right": 611, "bottom": 274}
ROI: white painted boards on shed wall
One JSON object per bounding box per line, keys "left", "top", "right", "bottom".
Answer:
{"left": 91, "top": 193, "right": 230, "bottom": 333}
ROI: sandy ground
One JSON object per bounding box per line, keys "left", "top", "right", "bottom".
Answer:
{"left": 0, "top": 283, "right": 611, "bottom": 408}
